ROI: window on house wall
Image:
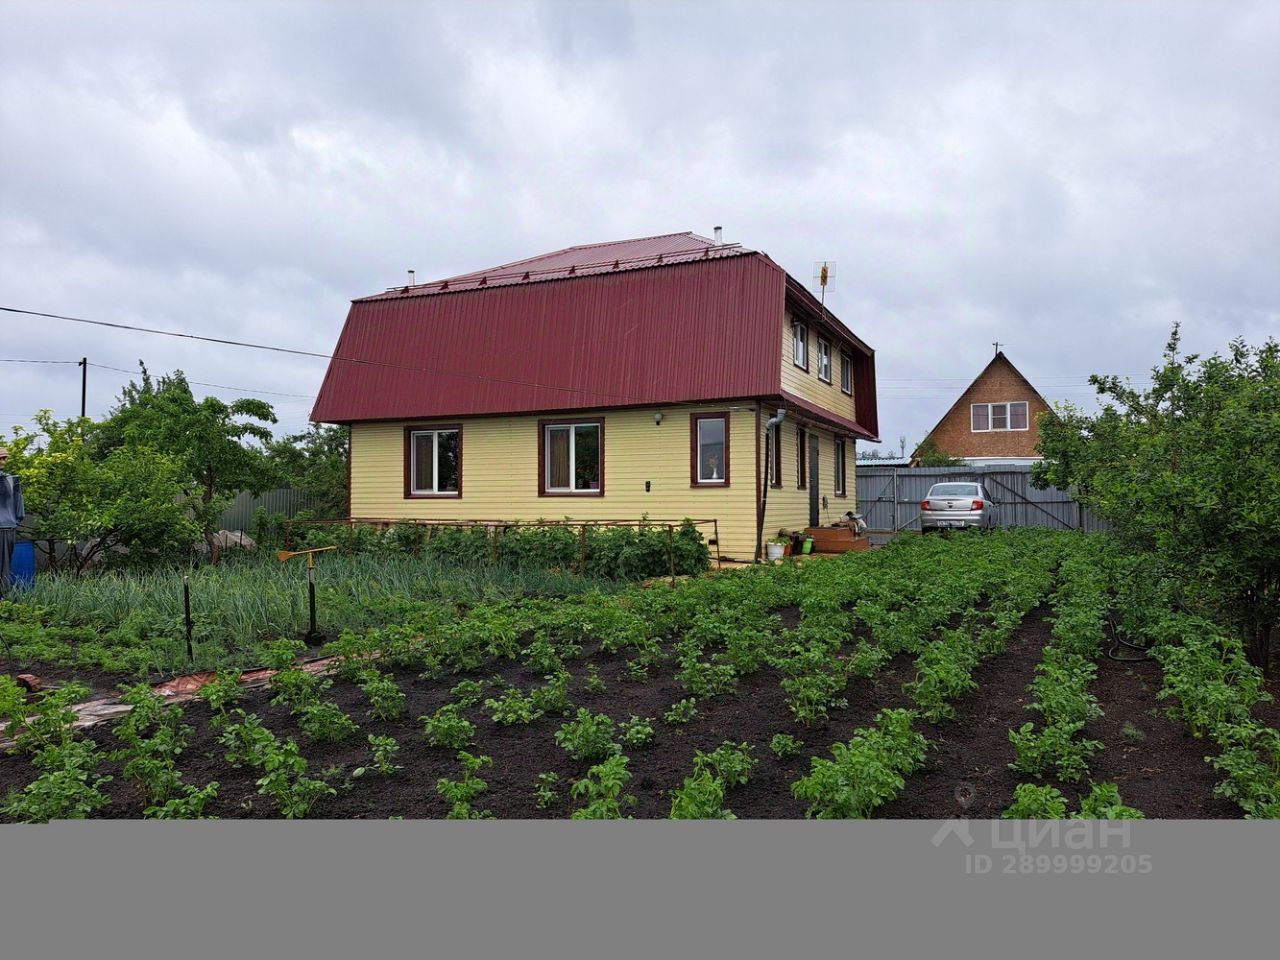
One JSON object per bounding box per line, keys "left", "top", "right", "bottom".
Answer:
{"left": 970, "top": 401, "right": 1029, "bottom": 432}
{"left": 770, "top": 419, "right": 782, "bottom": 488}
{"left": 1009, "top": 401, "right": 1029, "bottom": 430}
{"left": 817, "top": 338, "right": 832, "bottom": 383}
{"left": 833, "top": 438, "right": 847, "bottom": 496}
{"left": 406, "top": 427, "right": 461, "bottom": 497}
{"left": 796, "top": 426, "right": 807, "bottom": 488}
{"left": 692, "top": 413, "right": 729, "bottom": 485}
{"left": 542, "top": 421, "right": 602, "bottom": 494}
{"left": 792, "top": 322, "right": 808, "bottom": 370}
{"left": 840, "top": 351, "right": 853, "bottom": 394}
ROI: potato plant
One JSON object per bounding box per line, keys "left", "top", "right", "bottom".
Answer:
{"left": 421, "top": 704, "right": 476, "bottom": 750}
{"left": 570, "top": 755, "right": 635, "bottom": 819}
{"left": 792, "top": 709, "right": 928, "bottom": 819}
{"left": 555, "top": 709, "right": 618, "bottom": 762}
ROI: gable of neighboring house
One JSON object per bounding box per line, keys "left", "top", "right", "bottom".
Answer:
{"left": 913, "top": 352, "right": 1051, "bottom": 462}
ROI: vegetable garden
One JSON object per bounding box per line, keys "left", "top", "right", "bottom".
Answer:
{"left": 2, "top": 528, "right": 1277, "bottom": 821}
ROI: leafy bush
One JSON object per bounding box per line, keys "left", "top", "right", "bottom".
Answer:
{"left": 770, "top": 733, "right": 804, "bottom": 758}
{"left": 3, "top": 740, "right": 113, "bottom": 822}
{"left": 694, "top": 741, "right": 756, "bottom": 788}
{"left": 533, "top": 771, "right": 561, "bottom": 811}
{"left": 421, "top": 704, "right": 476, "bottom": 750}
{"left": 297, "top": 701, "right": 359, "bottom": 742}
{"left": 669, "top": 771, "right": 734, "bottom": 820}
{"left": 484, "top": 688, "right": 544, "bottom": 726}
{"left": 358, "top": 669, "right": 406, "bottom": 720}
{"left": 1076, "top": 782, "right": 1144, "bottom": 819}
{"left": 619, "top": 716, "right": 655, "bottom": 749}
{"left": 663, "top": 699, "right": 698, "bottom": 725}
{"left": 570, "top": 755, "right": 635, "bottom": 819}
{"left": 792, "top": 709, "right": 928, "bottom": 819}
{"left": 1008, "top": 721, "right": 1103, "bottom": 783}
{"left": 437, "top": 752, "right": 493, "bottom": 819}
{"left": 555, "top": 709, "right": 618, "bottom": 762}
{"left": 1002, "top": 783, "right": 1069, "bottom": 819}
{"left": 366, "top": 735, "right": 402, "bottom": 776}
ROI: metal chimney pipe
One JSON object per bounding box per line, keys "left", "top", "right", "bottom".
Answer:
{"left": 408, "top": 269, "right": 416, "bottom": 285}
{"left": 714, "top": 226, "right": 723, "bottom": 245}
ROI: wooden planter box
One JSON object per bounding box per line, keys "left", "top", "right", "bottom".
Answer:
{"left": 804, "top": 526, "right": 872, "bottom": 554}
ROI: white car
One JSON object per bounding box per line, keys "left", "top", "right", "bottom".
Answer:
{"left": 920, "top": 482, "right": 997, "bottom": 532}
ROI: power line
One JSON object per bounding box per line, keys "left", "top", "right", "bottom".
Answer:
{"left": 0, "top": 358, "right": 80, "bottom": 364}
{"left": 86, "top": 363, "right": 313, "bottom": 399}
{"left": 2, "top": 304, "right": 720, "bottom": 406}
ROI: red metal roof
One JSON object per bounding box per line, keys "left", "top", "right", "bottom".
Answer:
{"left": 311, "top": 232, "right": 879, "bottom": 439}
{"left": 361, "top": 232, "right": 752, "bottom": 301}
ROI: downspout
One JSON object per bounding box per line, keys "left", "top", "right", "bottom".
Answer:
{"left": 756, "top": 408, "right": 786, "bottom": 563}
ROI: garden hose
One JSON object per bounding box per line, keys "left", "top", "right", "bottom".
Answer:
{"left": 1106, "top": 612, "right": 1152, "bottom": 662}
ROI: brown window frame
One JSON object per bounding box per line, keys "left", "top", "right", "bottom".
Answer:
{"left": 791, "top": 321, "right": 809, "bottom": 371}
{"left": 690, "top": 412, "right": 731, "bottom": 487}
{"left": 796, "top": 426, "right": 807, "bottom": 489}
{"left": 840, "top": 350, "right": 853, "bottom": 395}
{"left": 538, "top": 417, "right": 605, "bottom": 497}
{"left": 833, "top": 438, "right": 848, "bottom": 498}
{"left": 403, "top": 424, "right": 463, "bottom": 499}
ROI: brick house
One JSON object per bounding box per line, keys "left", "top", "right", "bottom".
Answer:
{"left": 912, "top": 352, "right": 1051, "bottom": 465}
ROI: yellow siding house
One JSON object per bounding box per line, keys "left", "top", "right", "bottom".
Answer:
{"left": 312, "top": 232, "right": 880, "bottom": 561}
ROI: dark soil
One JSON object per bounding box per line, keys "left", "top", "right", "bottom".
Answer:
{"left": 0, "top": 610, "right": 1259, "bottom": 820}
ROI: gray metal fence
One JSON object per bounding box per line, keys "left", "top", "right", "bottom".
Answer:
{"left": 855, "top": 464, "right": 1110, "bottom": 533}
{"left": 217, "top": 487, "right": 325, "bottom": 531}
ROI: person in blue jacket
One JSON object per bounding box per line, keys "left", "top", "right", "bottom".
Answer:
{"left": 0, "top": 446, "right": 24, "bottom": 597}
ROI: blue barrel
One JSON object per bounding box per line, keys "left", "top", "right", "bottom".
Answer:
{"left": 11, "top": 540, "right": 35, "bottom": 588}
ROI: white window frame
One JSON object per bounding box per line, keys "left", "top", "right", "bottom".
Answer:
{"left": 817, "top": 338, "right": 832, "bottom": 383}
{"left": 840, "top": 350, "right": 853, "bottom": 395}
{"left": 970, "top": 401, "right": 1029, "bottom": 433}
{"left": 409, "top": 429, "right": 460, "bottom": 495}
{"left": 833, "top": 438, "right": 847, "bottom": 496}
{"left": 545, "top": 422, "right": 601, "bottom": 493}
{"left": 792, "top": 322, "right": 808, "bottom": 369}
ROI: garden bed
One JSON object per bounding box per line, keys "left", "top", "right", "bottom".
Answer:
{"left": 3, "top": 530, "right": 1275, "bottom": 821}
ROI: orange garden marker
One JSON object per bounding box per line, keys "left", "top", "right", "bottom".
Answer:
{"left": 277, "top": 546, "right": 338, "bottom": 643}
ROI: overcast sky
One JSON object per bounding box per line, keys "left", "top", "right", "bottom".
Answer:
{"left": 2, "top": 0, "right": 1276, "bottom": 454}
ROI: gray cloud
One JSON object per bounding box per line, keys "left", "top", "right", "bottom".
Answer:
{"left": 1, "top": 0, "right": 1276, "bottom": 450}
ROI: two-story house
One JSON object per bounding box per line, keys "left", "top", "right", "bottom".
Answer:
{"left": 310, "top": 232, "right": 879, "bottom": 561}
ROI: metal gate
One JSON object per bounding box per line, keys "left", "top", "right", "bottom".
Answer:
{"left": 854, "top": 465, "right": 1109, "bottom": 533}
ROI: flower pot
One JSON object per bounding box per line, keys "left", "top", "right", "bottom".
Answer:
{"left": 782, "top": 543, "right": 793, "bottom": 557}
{"left": 766, "top": 542, "right": 785, "bottom": 561}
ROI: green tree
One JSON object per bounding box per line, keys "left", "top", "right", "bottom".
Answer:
{"left": 95, "top": 367, "right": 279, "bottom": 555}
{"left": 1034, "top": 327, "right": 1280, "bottom": 670}
{"left": 265, "top": 424, "right": 349, "bottom": 519}
{"left": 912, "top": 437, "right": 963, "bottom": 467}
{"left": 4, "top": 412, "right": 200, "bottom": 572}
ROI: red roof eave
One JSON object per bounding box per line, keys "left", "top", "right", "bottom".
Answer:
{"left": 778, "top": 390, "right": 879, "bottom": 442}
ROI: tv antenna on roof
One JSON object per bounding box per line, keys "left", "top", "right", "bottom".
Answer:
{"left": 813, "top": 261, "right": 836, "bottom": 313}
